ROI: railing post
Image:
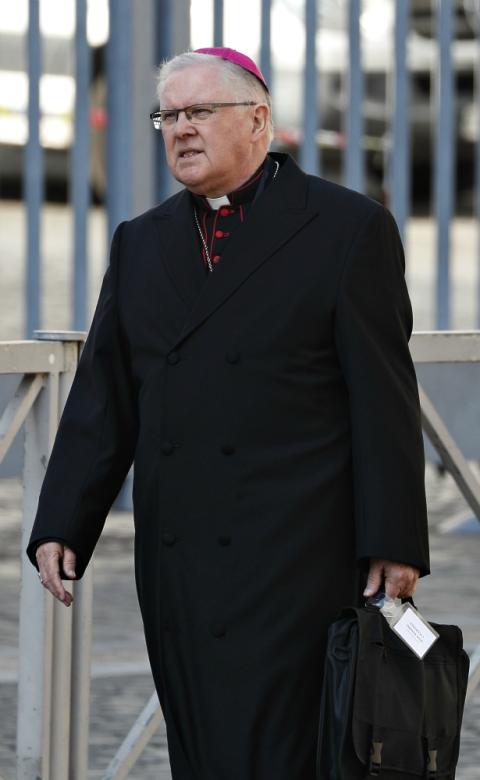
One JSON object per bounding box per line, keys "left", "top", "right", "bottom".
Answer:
{"left": 16, "top": 333, "right": 87, "bottom": 780}
{"left": 16, "top": 367, "right": 58, "bottom": 779}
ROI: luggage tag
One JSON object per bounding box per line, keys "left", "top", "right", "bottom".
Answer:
{"left": 367, "top": 592, "right": 439, "bottom": 660}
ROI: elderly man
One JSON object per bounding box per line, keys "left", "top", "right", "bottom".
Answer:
{"left": 28, "top": 48, "right": 429, "bottom": 779}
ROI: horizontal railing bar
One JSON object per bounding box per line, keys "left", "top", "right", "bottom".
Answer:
{"left": 410, "top": 331, "right": 480, "bottom": 363}
{"left": 0, "top": 340, "right": 80, "bottom": 375}
{"left": 0, "top": 374, "right": 45, "bottom": 465}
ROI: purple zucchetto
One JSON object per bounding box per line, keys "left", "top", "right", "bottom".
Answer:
{"left": 194, "top": 47, "right": 269, "bottom": 92}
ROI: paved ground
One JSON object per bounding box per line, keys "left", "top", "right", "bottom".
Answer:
{"left": 0, "top": 465, "right": 479, "bottom": 779}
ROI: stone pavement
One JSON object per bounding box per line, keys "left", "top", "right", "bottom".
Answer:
{"left": 0, "top": 465, "right": 479, "bottom": 779}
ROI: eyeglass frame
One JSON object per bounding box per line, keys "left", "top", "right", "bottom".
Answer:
{"left": 149, "top": 101, "right": 258, "bottom": 130}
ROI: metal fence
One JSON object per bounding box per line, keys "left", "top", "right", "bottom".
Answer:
{"left": 0, "top": 332, "right": 92, "bottom": 780}
{"left": 1, "top": 330, "right": 479, "bottom": 778}
{"left": 16, "top": 0, "right": 480, "bottom": 338}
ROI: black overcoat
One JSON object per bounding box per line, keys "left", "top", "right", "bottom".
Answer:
{"left": 28, "top": 153, "right": 429, "bottom": 779}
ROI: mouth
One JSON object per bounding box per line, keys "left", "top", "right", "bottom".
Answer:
{"left": 178, "top": 150, "right": 202, "bottom": 160}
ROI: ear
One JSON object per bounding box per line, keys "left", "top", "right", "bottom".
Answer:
{"left": 251, "top": 104, "right": 270, "bottom": 139}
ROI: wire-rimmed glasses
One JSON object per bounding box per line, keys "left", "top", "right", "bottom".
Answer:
{"left": 150, "top": 101, "right": 257, "bottom": 130}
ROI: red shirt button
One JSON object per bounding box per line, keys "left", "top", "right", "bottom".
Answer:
{"left": 215, "top": 230, "right": 224, "bottom": 238}
{"left": 220, "top": 207, "right": 230, "bottom": 217}
{"left": 213, "top": 255, "right": 221, "bottom": 264}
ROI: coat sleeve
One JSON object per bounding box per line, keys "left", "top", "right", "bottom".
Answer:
{"left": 27, "top": 222, "right": 138, "bottom": 578}
{"left": 334, "top": 204, "right": 430, "bottom": 576}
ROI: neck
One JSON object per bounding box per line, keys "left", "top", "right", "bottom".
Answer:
{"left": 200, "top": 154, "right": 268, "bottom": 198}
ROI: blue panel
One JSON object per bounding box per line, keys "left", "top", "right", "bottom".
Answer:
{"left": 106, "top": 0, "right": 132, "bottom": 243}
{"left": 344, "top": 0, "right": 364, "bottom": 192}
{"left": 72, "top": 0, "right": 90, "bottom": 330}
{"left": 434, "top": 0, "right": 455, "bottom": 329}
{"left": 25, "top": 0, "right": 42, "bottom": 336}
{"left": 300, "top": 0, "right": 319, "bottom": 175}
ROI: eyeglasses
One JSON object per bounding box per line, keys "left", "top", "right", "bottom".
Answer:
{"left": 150, "top": 102, "right": 257, "bottom": 129}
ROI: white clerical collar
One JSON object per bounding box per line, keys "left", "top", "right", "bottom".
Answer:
{"left": 206, "top": 194, "right": 230, "bottom": 210}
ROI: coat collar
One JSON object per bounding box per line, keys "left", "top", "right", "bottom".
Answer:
{"left": 154, "top": 153, "right": 318, "bottom": 347}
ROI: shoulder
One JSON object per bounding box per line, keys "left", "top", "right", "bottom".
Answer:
{"left": 119, "top": 190, "right": 185, "bottom": 237}
{"left": 305, "top": 173, "right": 401, "bottom": 249}
{"left": 306, "top": 174, "right": 384, "bottom": 221}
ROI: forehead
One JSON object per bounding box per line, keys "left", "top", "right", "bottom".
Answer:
{"left": 160, "top": 63, "right": 236, "bottom": 106}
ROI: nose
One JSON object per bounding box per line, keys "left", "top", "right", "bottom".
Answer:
{"left": 173, "top": 110, "right": 197, "bottom": 137}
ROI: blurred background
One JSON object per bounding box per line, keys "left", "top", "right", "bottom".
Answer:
{"left": 0, "top": 0, "right": 480, "bottom": 341}
{"left": 1, "top": 3, "right": 480, "bottom": 778}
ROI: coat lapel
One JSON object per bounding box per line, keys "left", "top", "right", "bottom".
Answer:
{"left": 172, "top": 155, "right": 319, "bottom": 349}
{"left": 153, "top": 190, "right": 207, "bottom": 313}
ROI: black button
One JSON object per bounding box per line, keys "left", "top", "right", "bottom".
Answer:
{"left": 218, "top": 535, "right": 231, "bottom": 546}
{"left": 221, "top": 444, "right": 235, "bottom": 456}
{"left": 167, "top": 351, "right": 180, "bottom": 365}
{"left": 211, "top": 622, "right": 226, "bottom": 638}
{"left": 225, "top": 350, "right": 240, "bottom": 364}
{"left": 161, "top": 441, "right": 174, "bottom": 455}
{"left": 162, "top": 531, "right": 177, "bottom": 546}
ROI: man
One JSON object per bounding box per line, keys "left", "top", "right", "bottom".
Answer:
{"left": 28, "top": 48, "right": 429, "bottom": 779}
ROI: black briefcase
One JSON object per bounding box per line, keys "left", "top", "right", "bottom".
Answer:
{"left": 316, "top": 605, "right": 470, "bottom": 779}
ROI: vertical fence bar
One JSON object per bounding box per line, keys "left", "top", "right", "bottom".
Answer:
{"left": 25, "top": 0, "right": 42, "bottom": 336}
{"left": 300, "top": 0, "right": 319, "bottom": 175}
{"left": 70, "top": 566, "right": 94, "bottom": 779}
{"left": 16, "top": 372, "right": 52, "bottom": 780}
{"left": 107, "top": 0, "right": 132, "bottom": 243}
{"left": 390, "top": 0, "right": 410, "bottom": 243}
{"left": 49, "top": 599, "right": 73, "bottom": 779}
{"left": 260, "top": 0, "right": 272, "bottom": 93}
{"left": 155, "top": 0, "right": 174, "bottom": 203}
{"left": 434, "top": 0, "right": 455, "bottom": 329}
{"left": 476, "top": 36, "right": 480, "bottom": 328}
{"left": 344, "top": 0, "right": 364, "bottom": 192}
{"left": 213, "top": 0, "right": 224, "bottom": 47}
{"left": 131, "top": 0, "right": 155, "bottom": 216}
{"left": 72, "top": 0, "right": 90, "bottom": 330}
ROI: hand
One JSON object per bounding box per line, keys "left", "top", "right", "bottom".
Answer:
{"left": 35, "top": 542, "right": 76, "bottom": 607}
{"left": 363, "top": 558, "right": 419, "bottom": 600}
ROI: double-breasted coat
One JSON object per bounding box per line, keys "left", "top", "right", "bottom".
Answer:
{"left": 28, "top": 153, "right": 429, "bottom": 779}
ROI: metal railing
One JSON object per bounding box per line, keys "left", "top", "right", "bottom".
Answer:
{"left": 0, "top": 332, "right": 91, "bottom": 780}
{"left": 1, "top": 330, "right": 479, "bottom": 779}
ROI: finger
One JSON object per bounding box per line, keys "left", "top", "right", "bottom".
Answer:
{"left": 37, "top": 548, "right": 73, "bottom": 606}
{"left": 363, "top": 560, "right": 384, "bottom": 597}
{"left": 384, "top": 565, "right": 419, "bottom": 599}
{"left": 63, "top": 546, "right": 77, "bottom": 579}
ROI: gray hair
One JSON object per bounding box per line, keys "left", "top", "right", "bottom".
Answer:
{"left": 156, "top": 52, "right": 274, "bottom": 144}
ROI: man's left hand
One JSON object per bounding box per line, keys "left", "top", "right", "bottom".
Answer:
{"left": 363, "top": 558, "right": 420, "bottom": 600}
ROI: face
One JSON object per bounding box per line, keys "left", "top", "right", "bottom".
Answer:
{"left": 159, "top": 63, "right": 269, "bottom": 196}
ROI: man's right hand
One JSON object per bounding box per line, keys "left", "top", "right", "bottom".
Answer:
{"left": 35, "top": 542, "right": 76, "bottom": 607}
